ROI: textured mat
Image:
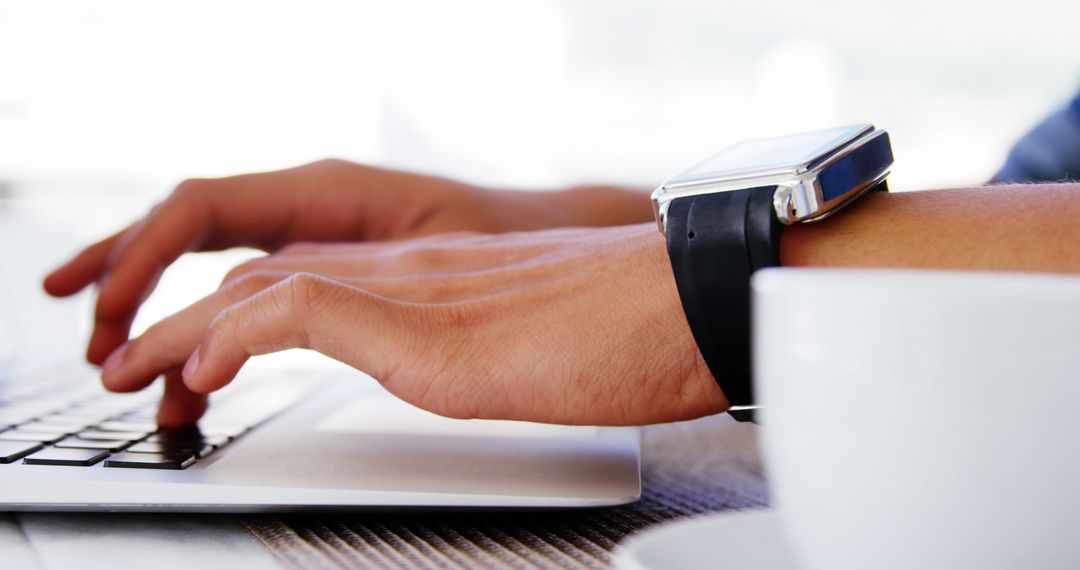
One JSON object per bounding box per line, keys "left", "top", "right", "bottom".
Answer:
{"left": 241, "top": 414, "right": 768, "bottom": 569}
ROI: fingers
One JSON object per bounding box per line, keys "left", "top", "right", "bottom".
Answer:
{"left": 101, "top": 233, "right": 569, "bottom": 392}
{"left": 103, "top": 260, "right": 525, "bottom": 397}
{"left": 78, "top": 175, "right": 297, "bottom": 363}
{"left": 97, "top": 230, "right": 567, "bottom": 397}
{"left": 93, "top": 194, "right": 207, "bottom": 324}
{"left": 47, "top": 161, "right": 491, "bottom": 369}
{"left": 101, "top": 271, "right": 291, "bottom": 392}
{"left": 49, "top": 167, "right": 316, "bottom": 364}
{"left": 88, "top": 313, "right": 137, "bottom": 366}
{"left": 156, "top": 370, "right": 209, "bottom": 428}
{"left": 69, "top": 196, "right": 209, "bottom": 364}
{"left": 182, "top": 273, "right": 406, "bottom": 394}
{"left": 102, "top": 271, "right": 409, "bottom": 397}
{"left": 43, "top": 231, "right": 125, "bottom": 297}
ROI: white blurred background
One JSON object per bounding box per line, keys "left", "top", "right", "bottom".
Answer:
{"left": 1, "top": 0, "right": 1079, "bottom": 365}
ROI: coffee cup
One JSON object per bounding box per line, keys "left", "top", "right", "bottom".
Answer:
{"left": 754, "top": 268, "right": 1080, "bottom": 570}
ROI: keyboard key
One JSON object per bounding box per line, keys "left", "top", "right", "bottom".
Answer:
{"left": 0, "top": 407, "right": 55, "bottom": 423}
{"left": 72, "top": 398, "right": 138, "bottom": 409}
{"left": 55, "top": 438, "right": 131, "bottom": 452}
{"left": 0, "top": 441, "right": 44, "bottom": 463}
{"left": 49, "top": 408, "right": 114, "bottom": 421}
{"left": 23, "top": 448, "right": 109, "bottom": 466}
{"left": 126, "top": 441, "right": 215, "bottom": 458}
{"left": 148, "top": 428, "right": 230, "bottom": 447}
{"left": 148, "top": 425, "right": 203, "bottom": 439}
{"left": 1, "top": 430, "right": 70, "bottom": 443}
{"left": 195, "top": 425, "right": 247, "bottom": 438}
{"left": 77, "top": 429, "right": 149, "bottom": 441}
{"left": 97, "top": 421, "right": 158, "bottom": 433}
{"left": 21, "top": 421, "right": 89, "bottom": 434}
{"left": 0, "top": 417, "right": 42, "bottom": 426}
{"left": 117, "top": 411, "right": 158, "bottom": 422}
{"left": 0, "top": 414, "right": 43, "bottom": 425}
{"left": 104, "top": 452, "right": 195, "bottom": 470}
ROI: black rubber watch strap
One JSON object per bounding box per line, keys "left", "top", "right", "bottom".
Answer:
{"left": 665, "top": 186, "right": 783, "bottom": 407}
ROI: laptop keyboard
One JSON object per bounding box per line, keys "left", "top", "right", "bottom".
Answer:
{"left": 0, "top": 368, "right": 303, "bottom": 470}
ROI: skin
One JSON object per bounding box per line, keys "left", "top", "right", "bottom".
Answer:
{"left": 43, "top": 159, "right": 652, "bottom": 366}
{"left": 42, "top": 159, "right": 1080, "bottom": 427}
{"left": 782, "top": 183, "right": 1080, "bottom": 272}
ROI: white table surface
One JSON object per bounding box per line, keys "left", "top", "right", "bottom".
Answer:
{"left": 0, "top": 513, "right": 282, "bottom": 570}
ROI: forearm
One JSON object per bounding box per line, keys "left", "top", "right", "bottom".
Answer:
{"left": 782, "top": 183, "right": 1080, "bottom": 274}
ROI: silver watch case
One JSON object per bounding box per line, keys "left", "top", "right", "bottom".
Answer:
{"left": 651, "top": 124, "right": 892, "bottom": 234}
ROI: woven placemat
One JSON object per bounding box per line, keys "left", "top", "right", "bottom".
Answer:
{"left": 241, "top": 414, "right": 768, "bottom": 569}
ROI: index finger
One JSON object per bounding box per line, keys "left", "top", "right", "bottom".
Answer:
{"left": 43, "top": 231, "right": 125, "bottom": 297}
{"left": 93, "top": 195, "right": 208, "bottom": 323}
{"left": 80, "top": 198, "right": 209, "bottom": 364}
{"left": 157, "top": 370, "right": 209, "bottom": 428}
{"left": 92, "top": 169, "right": 313, "bottom": 325}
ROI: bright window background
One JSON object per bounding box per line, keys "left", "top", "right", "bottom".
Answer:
{"left": 1, "top": 0, "right": 1078, "bottom": 364}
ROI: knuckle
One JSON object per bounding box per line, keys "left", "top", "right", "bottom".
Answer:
{"left": 127, "top": 331, "right": 156, "bottom": 361}
{"left": 308, "top": 158, "right": 366, "bottom": 189}
{"left": 222, "top": 270, "right": 280, "bottom": 301}
{"left": 207, "top": 304, "right": 240, "bottom": 337}
{"left": 139, "top": 321, "right": 166, "bottom": 345}
{"left": 400, "top": 245, "right": 452, "bottom": 268}
{"left": 427, "top": 302, "right": 480, "bottom": 331}
{"left": 128, "top": 323, "right": 169, "bottom": 368}
{"left": 281, "top": 272, "right": 337, "bottom": 349}
{"left": 173, "top": 178, "right": 209, "bottom": 200}
{"left": 309, "top": 157, "right": 349, "bottom": 170}
{"left": 221, "top": 261, "right": 262, "bottom": 285}
{"left": 283, "top": 272, "right": 327, "bottom": 313}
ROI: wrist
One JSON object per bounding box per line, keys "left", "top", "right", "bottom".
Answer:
{"left": 637, "top": 226, "right": 731, "bottom": 418}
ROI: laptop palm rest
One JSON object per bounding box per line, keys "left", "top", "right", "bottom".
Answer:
{"left": 0, "top": 372, "right": 641, "bottom": 512}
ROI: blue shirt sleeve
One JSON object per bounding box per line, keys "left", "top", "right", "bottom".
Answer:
{"left": 993, "top": 90, "right": 1080, "bottom": 183}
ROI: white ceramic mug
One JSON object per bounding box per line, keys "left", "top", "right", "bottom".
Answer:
{"left": 754, "top": 268, "right": 1080, "bottom": 570}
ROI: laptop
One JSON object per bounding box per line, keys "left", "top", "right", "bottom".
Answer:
{"left": 0, "top": 194, "right": 641, "bottom": 512}
{"left": 0, "top": 365, "right": 640, "bottom": 512}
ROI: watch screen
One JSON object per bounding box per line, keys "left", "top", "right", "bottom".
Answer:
{"left": 675, "top": 124, "right": 866, "bottom": 180}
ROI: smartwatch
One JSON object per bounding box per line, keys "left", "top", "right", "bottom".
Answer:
{"left": 652, "top": 124, "right": 894, "bottom": 422}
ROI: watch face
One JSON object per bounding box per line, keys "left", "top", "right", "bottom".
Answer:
{"left": 652, "top": 122, "right": 892, "bottom": 231}
{"left": 666, "top": 124, "right": 870, "bottom": 187}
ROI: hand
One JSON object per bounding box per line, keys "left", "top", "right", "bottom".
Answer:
{"left": 42, "top": 159, "right": 651, "bottom": 366}
{"left": 98, "top": 224, "right": 728, "bottom": 427}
